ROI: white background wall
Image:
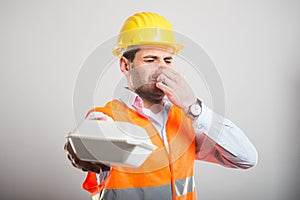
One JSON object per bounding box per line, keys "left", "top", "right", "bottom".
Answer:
{"left": 0, "top": 0, "right": 299, "bottom": 199}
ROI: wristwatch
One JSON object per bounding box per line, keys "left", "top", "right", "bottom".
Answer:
{"left": 187, "top": 98, "right": 202, "bottom": 119}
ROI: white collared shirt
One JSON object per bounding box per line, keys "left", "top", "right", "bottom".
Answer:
{"left": 87, "top": 88, "right": 258, "bottom": 169}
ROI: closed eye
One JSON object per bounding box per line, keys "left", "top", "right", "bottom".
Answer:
{"left": 144, "top": 59, "right": 155, "bottom": 62}
{"left": 164, "top": 57, "right": 173, "bottom": 64}
{"left": 143, "top": 55, "right": 158, "bottom": 63}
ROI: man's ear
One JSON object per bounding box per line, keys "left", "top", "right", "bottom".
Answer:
{"left": 120, "top": 56, "right": 131, "bottom": 75}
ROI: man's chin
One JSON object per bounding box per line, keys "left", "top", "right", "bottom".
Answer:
{"left": 135, "top": 85, "right": 165, "bottom": 104}
{"left": 148, "top": 85, "right": 165, "bottom": 97}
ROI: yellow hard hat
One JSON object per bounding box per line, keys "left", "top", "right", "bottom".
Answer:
{"left": 112, "top": 12, "right": 184, "bottom": 57}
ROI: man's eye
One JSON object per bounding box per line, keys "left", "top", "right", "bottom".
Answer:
{"left": 144, "top": 59, "right": 154, "bottom": 62}
{"left": 165, "top": 60, "right": 172, "bottom": 64}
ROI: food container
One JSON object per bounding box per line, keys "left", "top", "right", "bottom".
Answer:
{"left": 67, "top": 120, "right": 157, "bottom": 167}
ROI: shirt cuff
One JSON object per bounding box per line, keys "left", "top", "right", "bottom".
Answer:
{"left": 193, "top": 104, "right": 213, "bottom": 135}
{"left": 193, "top": 103, "right": 229, "bottom": 144}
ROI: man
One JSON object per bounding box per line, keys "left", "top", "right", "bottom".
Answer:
{"left": 65, "top": 12, "right": 258, "bottom": 200}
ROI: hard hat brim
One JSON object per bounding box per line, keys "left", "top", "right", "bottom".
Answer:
{"left": 113, "top": 28, "right": 184, "bottom": 57}
{"left": 113, "top": 42, "right": 184, "bottom": 57}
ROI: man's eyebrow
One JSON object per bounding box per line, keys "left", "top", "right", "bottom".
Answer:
{"left": 143, "top": 55, "right": 158, "bottom": 59}
{"left": 142, "top": 55, "right": 173, "bottom": 60}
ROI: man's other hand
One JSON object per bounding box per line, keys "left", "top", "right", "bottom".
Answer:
{"left": 64, "top": 139, "right": 110, "bottom": 173}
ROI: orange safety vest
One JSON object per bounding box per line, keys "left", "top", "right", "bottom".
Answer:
{"left": 83, "top": 100, "right": 197, "bottom": 200}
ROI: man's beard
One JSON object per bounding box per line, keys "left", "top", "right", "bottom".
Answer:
{"left": 135, "top": 83, "right": 165, "bottom": 104}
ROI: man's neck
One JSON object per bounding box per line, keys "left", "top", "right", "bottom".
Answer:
{"left": 142, "top": 98, "right": 164, "bottom": 114}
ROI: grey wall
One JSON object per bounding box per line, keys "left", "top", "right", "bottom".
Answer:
{"left": 0, "top": 0, "right": 299, "bottom": 200}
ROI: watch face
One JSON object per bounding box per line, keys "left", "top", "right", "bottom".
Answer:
{"left": 190, "top": 104, "right": 202, "bottom": 116}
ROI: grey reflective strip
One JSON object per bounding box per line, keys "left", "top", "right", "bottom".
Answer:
{"left": 103, "top": 184, "right": 172, "bottom": 200}
{"left": 174, "top": 176, "right": 195, "bottom": 197}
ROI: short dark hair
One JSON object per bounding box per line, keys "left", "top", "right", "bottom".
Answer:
{"left": 122, "top": 47, "right": 140, "bottom": 62}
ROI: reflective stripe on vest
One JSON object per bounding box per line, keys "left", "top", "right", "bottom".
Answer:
{"left": 174, "top": 176, "right": 195, "bottom": 197}
{"left": 102, "top": 184, "right": 172, "bottom": 200}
